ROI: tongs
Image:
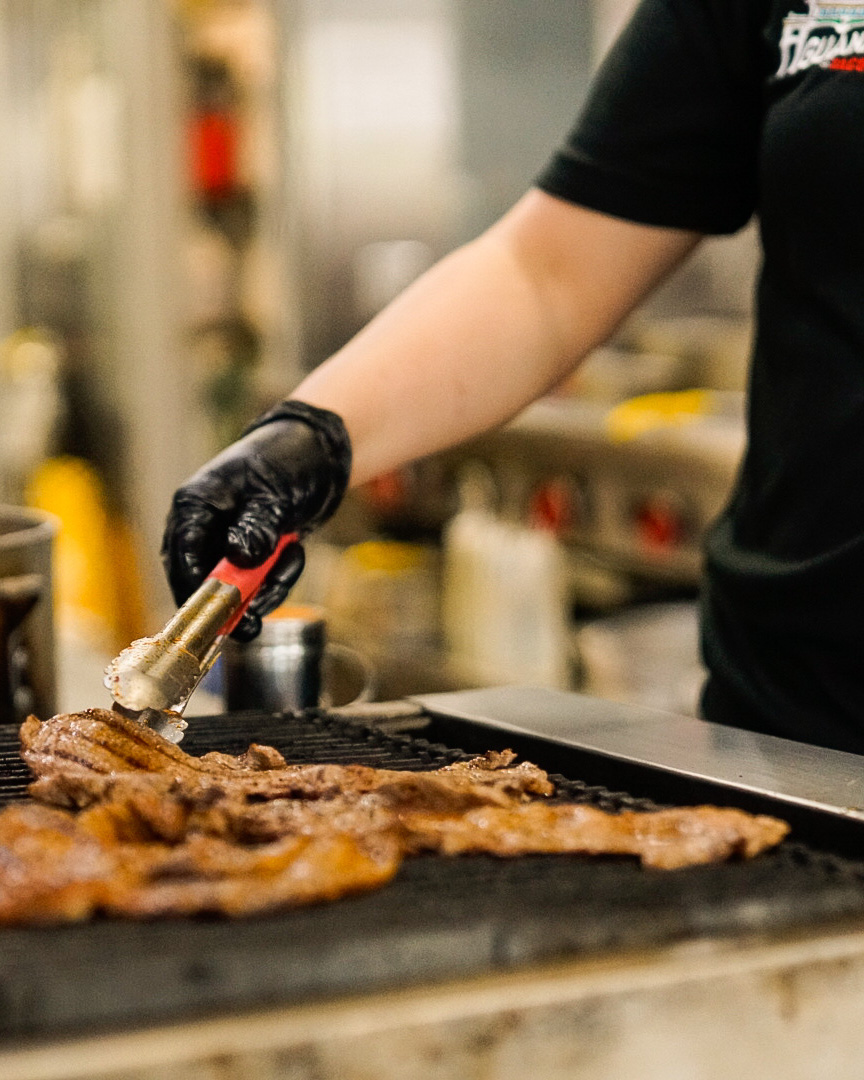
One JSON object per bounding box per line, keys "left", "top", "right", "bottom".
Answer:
{"left": 104, "top": 533, "right": 297, "bottom": 742}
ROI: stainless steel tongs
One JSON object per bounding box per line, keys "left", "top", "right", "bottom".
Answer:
{"left": 104, "top": 533, "right": 297, "bottom": 742}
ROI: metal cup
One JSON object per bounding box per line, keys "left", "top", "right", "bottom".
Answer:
{"left": 222, "top": 603, "right": 373, "bottom": 714}
{"left": 223, "top": 604, "right": 326, "bottom": 713}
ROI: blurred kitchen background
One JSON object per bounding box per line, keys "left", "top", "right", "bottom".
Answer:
{"left": 0, "top": 0, "right": 758, "bottom": 719}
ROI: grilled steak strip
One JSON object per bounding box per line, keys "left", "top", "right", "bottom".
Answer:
{"left": 21, "top": 710, "right": 553, "bottom": 809}
{"left": 0, "top": 802, "right": 401, "bottom": 923}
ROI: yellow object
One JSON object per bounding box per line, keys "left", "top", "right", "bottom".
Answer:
{"left": 605, "top": 389, "right": 713, "bottom": 443}
{"left": 343, "top": 540, "right": 429, "bottom": 576}
{"left": 25, "top": 456, "right": 148, "bottom": 651}
{"left": 267, "top": 602, "right": 326, "bottom": 624}
{"left": 326, "top": 540, "right": 439, "bottom": 656}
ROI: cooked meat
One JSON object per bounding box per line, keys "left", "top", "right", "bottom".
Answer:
{"left": 0, "top": 709, "right": 790, "bottom": 924}
{"left": 395, "top": 802, "right": 791, "bottom": 870}
{"left": 0, "top": 803, "right": 120, "bottom": 923}
{"left": 138, "top": 786, "right": 788, "bottom": 871}
{"left": 21, "top": 710, "right": 553, "bottom": 810}
{"left": 20, "top": 710, "right": 382, "bottom": 807}
{"left": 107, "top": 832, "right": 402, "bottom": 919}
{"left": 0, "top": 800, "right": 401, "bottom": 923}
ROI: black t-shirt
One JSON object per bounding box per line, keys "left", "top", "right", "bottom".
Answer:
{"left": 536, "top": 0, "right": 864, "bottom": 753}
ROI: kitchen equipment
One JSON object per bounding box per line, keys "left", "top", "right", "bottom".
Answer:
{"left": 105, "top": 533, "right": 297, "bottom": 739}
{"left": 574, "top": 600, "right": 704, "bottom": 714}
{"left": 0, "top": 506, "right": 57, "bottom": 723}
{"left": 222, "top": 603, "right": 373, "bottom": 712}
{"left": 2, "top": 694, "right": 864, "bottom": 1039}
{"left": 226, "top": 603, "right": 326, "bottom": 711}
{"left": 324, "top": 539, "right": 441, "bottom": 660}
{"left": 385, "top": 393, "right": 747, "bottom": 588}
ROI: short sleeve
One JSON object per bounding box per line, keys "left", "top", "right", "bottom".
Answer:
{"left": 537, "top": 0, "right": 767, "bottom": 235}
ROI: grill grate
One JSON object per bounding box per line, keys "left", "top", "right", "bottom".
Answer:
{"left": 0, "top": 709, "right": 658, "bottom": 810}
{"left": 1, "top": 708, "right": 864, "bottom": 1041}
{"left": 182, "top": 710, "right": 661, "bottom": 813}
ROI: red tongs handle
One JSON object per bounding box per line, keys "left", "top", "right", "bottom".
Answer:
{"left": 206, "top": 532, "right": 299, "bottom": 635}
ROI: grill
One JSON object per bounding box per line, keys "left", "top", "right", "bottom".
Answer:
{"left": 1, "top": 707, "right": 864, "bottom": 1041}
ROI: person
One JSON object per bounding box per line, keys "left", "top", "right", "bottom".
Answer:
{"left": 162, "top": 0, "right": 864, "bottom": 755}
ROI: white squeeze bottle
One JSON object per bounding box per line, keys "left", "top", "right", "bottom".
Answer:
{"left": 441, "top": 463, "right": 499, "bottom": 679}
{"left": 503, "top": 517, "right": 569, "bottom": 687}
{"left": 488, "top": 469, "right": 570, "bottom": 688}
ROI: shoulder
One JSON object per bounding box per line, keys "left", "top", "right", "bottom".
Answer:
{"left": 598, "top": 0, "right": 777, "bottom": 94}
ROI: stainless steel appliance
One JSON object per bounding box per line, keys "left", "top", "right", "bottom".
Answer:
{"left": 0, "top": 506, "right": 57, "bottom": 723}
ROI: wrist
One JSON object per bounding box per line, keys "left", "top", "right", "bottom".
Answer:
{"left": 243, "top": 399, "right": 353, "bottom": 530}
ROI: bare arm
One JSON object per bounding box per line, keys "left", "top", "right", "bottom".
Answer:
{"left": 292, "top": 188, "right": 701, "bottom": 487}
{"left": 161, "top": 190, "right": 701, "bottom": 625}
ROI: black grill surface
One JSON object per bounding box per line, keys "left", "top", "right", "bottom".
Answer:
{"left": 1, "top": 709, "right": 864, "bottom": 1041}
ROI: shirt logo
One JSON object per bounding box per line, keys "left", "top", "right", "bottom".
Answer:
{"left": 778, "top": 1, "right": 864, "bottom": 76}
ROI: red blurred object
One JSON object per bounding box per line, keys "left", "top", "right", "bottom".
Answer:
{"left": 633, "top": 497, "right": 687, "bottom": 552}
{"left": 363, "top": 470, "right": 411, "bottom": 515}
{"left": 189, "top": 111, "right": 238, "bottom": 199}
{"left": 529, "top": 479, "right": 573, "bottom": 535}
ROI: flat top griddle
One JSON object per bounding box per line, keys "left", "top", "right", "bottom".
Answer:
{"left": 1, "top": 707, "right": 864, "bottom": 1043}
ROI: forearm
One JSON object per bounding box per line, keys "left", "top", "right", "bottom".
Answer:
{"left": 293, "top": 232, "right": 568, "bottom": 487}
{"left": 292, "top": 190, "right": 701, "bottom": 487}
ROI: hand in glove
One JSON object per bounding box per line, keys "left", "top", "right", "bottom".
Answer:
{"left": 161, "top": 400, "right": 351, "bottom": 642}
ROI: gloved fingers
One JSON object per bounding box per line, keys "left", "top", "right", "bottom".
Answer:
{"left": 229, "top": 540, "right": 306, "bottom": 643}
{"left": 161, "top": 496, "right": 230, "bottom": 606}
{"left": 230, "top": 609, "right": 262, "bottom": 644}
{"left": 245, "top": 539, "right": 306, "bottom": 619}
{"left": 225, "top": 493, "right": 291, "bottom": 568}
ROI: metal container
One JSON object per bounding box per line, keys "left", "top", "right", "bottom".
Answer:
{"left": 223, "top": 604, "right": 373, "bottom": 713}
{"left": 0, "top": 506, "right": 57, "bottom": 723}
{"left": 223, "top": 604, "right": 328, "bottom": 713}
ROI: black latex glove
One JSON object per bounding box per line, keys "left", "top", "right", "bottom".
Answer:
{"left": 161, "top": 400, "right": 352, "bottom": 642}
